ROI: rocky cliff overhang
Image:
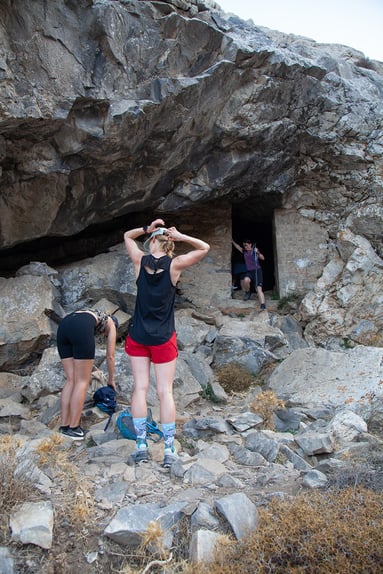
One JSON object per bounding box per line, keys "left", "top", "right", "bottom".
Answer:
{"left": 0, "top": 0, "right": 382, "bottom": 261}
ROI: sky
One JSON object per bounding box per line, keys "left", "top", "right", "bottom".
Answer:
{"left": 216, "top": 0, "right": 383, "bottom": 62}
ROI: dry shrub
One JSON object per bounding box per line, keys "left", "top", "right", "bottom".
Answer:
{"left": 171, "top": 513, "right": 192, "bottom": 563}
{"left": 181, "top": 486, "right": 383, "bottom": 574}
{"left": 215, "top": 363, "right": 255, "bottom": 393}
{"left": 0, "top": 435, "right": 41, "bottom": 542}
{"left": 0, "top": 435, "right": 24, "bottom": 514}
{"left": 36, "top": 433, "right": 95, "bottom": 527}
{"left": 118, "top": 521, "right": 173, "bottom": 574}
{"left": 0, "top": 433, "right": 96, "bottom": 571}
{"left": 119, "top": 515, "right": 195, "bottom": 573}
{"left": 139, "top": 520, "right": 168, "bottom": 559}
{"left": 250, "top": 390, "right": 284, "bottom": 429}
{"left": 327, "top": 462, "right": 383, "bottom": 492}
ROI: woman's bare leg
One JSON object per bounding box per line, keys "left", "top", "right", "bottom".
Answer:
{"left": 154, "top": 360, "right": 178, "bottom": 463}
{"left": 61, "top": 358, "right": 94, "bottom": 428}
{"left": 257, "top": 285, "right": 266, "bottom": 306}
{"left": 153, "top": 359, "right": 177, "bottom": 424}
{"left": 130, "top": 356, "right": 151, "bottom": 418}
{"left": 60, "top": 358, "right": 75, "bottom": 426}
{"left": 241, "top": 276, "right": 251, "bottom": 293}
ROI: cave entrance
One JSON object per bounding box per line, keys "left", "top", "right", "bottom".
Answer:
{"left": 232, "top": 206, "right": 275, "bottom": 294}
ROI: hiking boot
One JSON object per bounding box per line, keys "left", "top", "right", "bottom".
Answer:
{"left": 61, "top": 426, "right": 86, "bottom": 441}
{"left": 131, "top": 442, "right": 149, "bottom": 464}
{"left": 243, "top": 291, "right": 251, "bottom": 301}
{"left": 163, "top": 447, "right": 178, "bottom": 468}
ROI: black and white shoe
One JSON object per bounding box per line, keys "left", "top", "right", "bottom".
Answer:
{"left": 60, "top": 426, "right": 86, "bottom": 441}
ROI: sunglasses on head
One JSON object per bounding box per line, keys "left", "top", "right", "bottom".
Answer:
{"left": 152, "top": 228, "right": 169, "bottom": 238}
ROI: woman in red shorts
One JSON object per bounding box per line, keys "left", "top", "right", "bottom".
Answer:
{"left": 124, "top": 218, "right": 210, "bottom": 467}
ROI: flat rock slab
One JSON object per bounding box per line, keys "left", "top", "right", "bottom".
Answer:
{"left": 268, "top": 346, "right": 383, "bottom": 412}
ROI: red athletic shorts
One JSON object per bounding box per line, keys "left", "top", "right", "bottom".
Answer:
{"left": 125, "top": 332, "right": 178, "bottom": 364}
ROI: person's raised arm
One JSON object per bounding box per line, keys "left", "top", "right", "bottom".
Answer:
{"left": 124, "top": 218, "right": 165, "bottom": 268}
{"left": 168, "top": 227, "right": 210, "bottom": 282}
{"left": 232, "top": 239, "right": 243, "bottom": 253}
{"left": 256, "top": 247, "right": 265, "bottom": 261}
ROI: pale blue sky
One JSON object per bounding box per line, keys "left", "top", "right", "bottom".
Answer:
{"left": 217, "top": 0, "right": 383, "bottom": 62}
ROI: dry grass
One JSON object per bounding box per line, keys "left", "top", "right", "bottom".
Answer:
{"left": 0, "top": 435, "right": 41, "bottom": 543}
{"left": 180, "top": 486, "right": 383, "bottom": 574}
{"left": 3, "top": 431, "right": 383, "bottom": 573}
{"left": 0, "top": 433, "right": 97, "bottom": 573}
{"left": 115, "top": 514, "right": 194, "bottom": 573}
{"left": 215, "top": 362, "right": 256, "bottom": 393}
{"left": 36, "top": 433, "right": 95, "bottom": 527}
{"left": 117, "top": 521, "right": 174, "bottom": 573}
{"left": 250, "top": 390, "right": 285, "bottom": 429}
{"left": 139, "top": 520, "right": 168, "bottom": 559}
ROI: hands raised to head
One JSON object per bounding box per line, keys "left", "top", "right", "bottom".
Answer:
{"left": 147, "top": 219, "right": 166, "bottom": 233}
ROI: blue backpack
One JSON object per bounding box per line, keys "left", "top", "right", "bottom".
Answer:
{"left": 93, "top": 386, "right": 117, "bottom": 431}
{"left": 116, "top": 407, "right": 163, "bottom": 442}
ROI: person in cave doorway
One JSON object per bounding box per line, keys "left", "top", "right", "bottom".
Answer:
{"left": 232, "top": 238, "right": 266, "bottom": 309}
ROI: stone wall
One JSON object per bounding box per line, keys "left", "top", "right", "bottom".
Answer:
{"left": 174, "top": 204, "right": 331, "bottom": 305}
{"left": 274, "top": 210, "right": 329, "bottom": 297}
{"left": 169, "top": 200, "right": 232, "bottom": 309}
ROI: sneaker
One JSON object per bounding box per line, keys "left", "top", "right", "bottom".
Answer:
{"left": 260, "top": 303, "right": 266, "bottom": 310}
{"left": 163, "top": 447, "right": 178, "bottom": 468}
{"left": 61, "top": 426, "right": 85, "bottom": 441}
{"left": 131, "top": 442, "right": 149, "bottom": 464}
{"left": 58, "top": 425, "right": 69, "bottom": 433}
{"left": 243, "top": 291, "right": 251, "bottom": 301}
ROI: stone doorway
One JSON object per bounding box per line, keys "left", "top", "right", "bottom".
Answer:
{"left": 232, "top": 207, "right": 275, "bottom": 293}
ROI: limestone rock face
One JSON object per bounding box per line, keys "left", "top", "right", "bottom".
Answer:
{"left": 0, "top": 275, "right": 62, "bottom": 370}
{"left": 0, "top": 0, "right": 382, "bottom": 256}
{"left": 300, "top": 229, "right": 383, "bottom": 346}
{"left": 0, "top": 0, "right": 382, "bottom": 350}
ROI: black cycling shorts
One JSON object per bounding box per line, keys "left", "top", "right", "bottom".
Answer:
{"left": 57, "top": 312, "right": 97, "bottom": 360}
{"left": 240, "top": 268, "right": 263, "bottom": 287}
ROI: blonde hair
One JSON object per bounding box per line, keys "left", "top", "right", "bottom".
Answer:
{"left": 156, "top": 234, "right": 175, "bottom": 257}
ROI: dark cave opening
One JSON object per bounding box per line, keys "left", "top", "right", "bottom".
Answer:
{"left": 232, "top": 206, "right": 275, "bottom": 293}
{"left": 1, "top": 204, "right": 277, "bottom": 298}
{"left": 0, "top": 212, "right": 145, "bottom": 276}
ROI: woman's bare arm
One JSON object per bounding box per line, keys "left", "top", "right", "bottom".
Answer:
{"left": 124, "top": 218, "right": 165, "bottom": 272}
{"left": 105, "top": 317, "right": 117, "bottom": 391}
{"left": 168, "top": 227, "right": 210, "bottom": 284}
{"left": 232, "top": 239, "right": 243, "bottom": 253}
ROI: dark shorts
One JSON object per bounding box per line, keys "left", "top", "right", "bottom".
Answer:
{"left": 57, "top": 313, "right": 96, "bottom": 360}
{"left": 125, "top": 332, "right": 178, "bottom": 364}
{"left": 240, "top": 268, "right": 263, "bottom": 287}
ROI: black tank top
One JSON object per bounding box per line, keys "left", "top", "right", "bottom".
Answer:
{"left": 129, "top": 254, "right": 176, "bottom": 345}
